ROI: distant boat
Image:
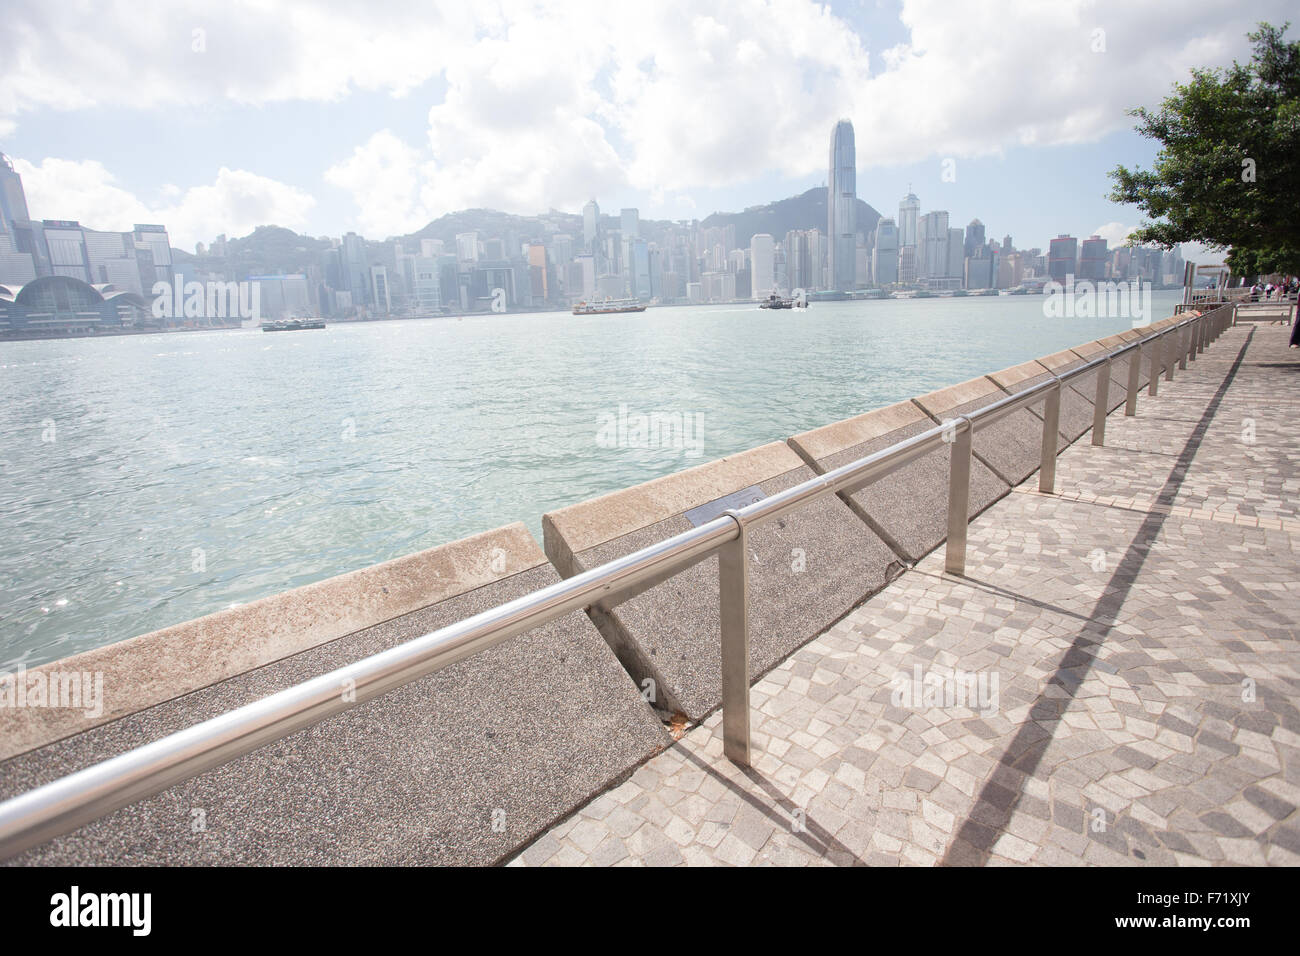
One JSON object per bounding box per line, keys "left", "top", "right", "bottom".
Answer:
{"left": 262, "top": 318, "right": 326, "bottom": 332}
{"left": 573, "top": 298, "right": 646, "bottom": 315}
{"left": 759, "top": 291, "right": 806, "bottom": 310}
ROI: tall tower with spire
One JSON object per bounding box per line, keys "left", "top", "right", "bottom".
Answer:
{"left": 827, "top": 120, "right": 857, "bottom": 292}
{"left": 897, "top": 188, "right": 920, "bottom": 249}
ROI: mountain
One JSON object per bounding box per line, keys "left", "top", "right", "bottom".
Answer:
{"left": 179, "top": 188, "right": 885, "bottom": 273}
{"left": 404, "top": 208, "right": 581, "bottom": 248}
{"left": 400, "top": 207, "right": 674, "bottom": 249}
{"left": 176, "top": 225, "right": 333, "bottom": 276}
{"left": 700, "top": 187, "right": 882, "bottom": 247}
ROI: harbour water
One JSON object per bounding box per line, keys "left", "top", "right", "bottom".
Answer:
{"left": 0, "top": 291, "right": 1182, "bottom": 668}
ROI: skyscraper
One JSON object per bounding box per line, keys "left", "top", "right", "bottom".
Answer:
{"left": 0, "top": 153, "right": 31, "bottom": 240}
{"left": 1078, "top": 235, "right": 1108, "bottom": 280}
{"left": 897, "top": 192, "right": 920, "bottom": 249}
{"left": 750, "top": 233, "right": 775, "bottom": 299}
{"left": 341, "top": 231, "right": 370, "bottom": 305}
{"left": 527, "top": 243, "right": 548, "bottom": 304}
{"left": 917, "top": 211, "right": 949, "bottom": 281}
{"left": 1048, "top": 235, "right": 1079, "bottom": 283}
{"left": 370, "top": 265, "right": 391, "bottom": 313}
{"left": 964, "top": 219, "right": 986, "bottom": 259}
{"left": 898, "top": 246, "right": 917, "bottom": 285}
{"left": 583, "top": 200, "right": 600, "bottom": 254}
{"left": 629, "top": 237, "right": 650, "bottom": 300}
{"left": 455, "top": 232, "right": 479, "bottom": 264}
{"left": 620, "top": 208, "right": 640, "bottom": 296}
{"left": 827, "top": 120, "right": 857, "bottom": 292}
{"left": 872, "top": 218, "right": 899, "bottom": 286}
{"left": 947, "top": 227, "right": 965, "bottom": 285}
{"left": 784, "top": 230, "right": 812, "bottom": 291}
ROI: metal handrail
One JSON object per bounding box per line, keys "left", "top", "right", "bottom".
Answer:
{"left": 0, "top": 306, "right": 1234, "bottom": 861}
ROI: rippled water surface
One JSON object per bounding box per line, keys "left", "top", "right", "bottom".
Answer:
{"left": 0, "top": 291, "right": 1182, "bottom": 667}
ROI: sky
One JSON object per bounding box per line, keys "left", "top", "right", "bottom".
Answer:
{"left": 0, "top": 0, "right": 1288, "bottom": 262}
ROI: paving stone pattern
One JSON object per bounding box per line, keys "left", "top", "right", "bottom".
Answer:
{"left": 510, "top": 322, "right": 1300, "bottom": 867}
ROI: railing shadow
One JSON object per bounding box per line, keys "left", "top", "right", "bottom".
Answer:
{"left": 939, "top": 328, "right": 1254, "bottom": 866}
{"left": 675, "top": 744, "right": 867, "bottom": 865}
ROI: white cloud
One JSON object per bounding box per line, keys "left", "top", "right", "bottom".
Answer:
{"left": 14, "top": 158, "right": 315, "bottom": 248}
{"left": 324, "top": 130, "right": 429, "bottom": 237}
{"left": 1092, "top": 222, "right": 1138, "bottom": 247}
{"left": 317, "top": 0, "right": 1291, "bottom": 230}
{"left": 1179, "top": 241, "right": 1228, "bottom": 266}
{"left": 0, "top": 1, "right": 479, "bottom": 120}
{"left": 4, "top": 0, "right": 1292, "bottom": 235}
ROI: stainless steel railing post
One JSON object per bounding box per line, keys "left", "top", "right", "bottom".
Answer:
{"left": 1148, "top": 336, "right": 1161, "bottom": 396}
{"left": 1092, "top": 356, "right": 1111, "bottom": 445}
{"left": 1125, "top": 343, "right": 1142, "bottom": 415}
{"left": 1039, "top": 380, "right": 1061, "bottom": 493}
{"left": 719, "top": 511, "right": 751, "bottom": 766}
{"left": 944, "top": 419, "right": 972, "bottom": 575}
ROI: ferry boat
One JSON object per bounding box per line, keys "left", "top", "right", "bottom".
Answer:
{"left": 758, "top": 292, "right": 809, "bottom": 309}
{"left": 573, "top": 298, "right": 647, "bottom": 315}
{"left": 261, "top": 318, "right": 327, "bottom": 332}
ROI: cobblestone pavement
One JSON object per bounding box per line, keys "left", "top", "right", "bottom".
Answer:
{"left": 509, "top": 323, "right": 1300, "bottom": 867}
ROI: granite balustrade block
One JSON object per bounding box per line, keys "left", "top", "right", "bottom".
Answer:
{"left": 1028, "top": 348, "right": 1101, "bottom": 441}
{"left": 542, "top": 442, "right": 904, "bottom": 721}
{"left": 1, "top": 523, "right": 669, "bottom": 866}
{"left": 788, "top": 399, "right": 1010, "bottom": 562}
{"left": 985, "top": 359, "right": 1075, "bottom": 452}
{"left": 1070, "top": 337, "right": 1141, "bottom": 413}
{"left": 912, "top": 376, "right": 1047, "bottom": 486}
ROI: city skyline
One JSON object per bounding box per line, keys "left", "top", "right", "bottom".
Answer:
{"left": 2, "top": 1, "right": 1287, "bottom": 259}
{"left": 1, "top": 131, "right": 1189, "bottom": 336}
{"left": 0, "top": 144, "right": 1197, "bottom": 272}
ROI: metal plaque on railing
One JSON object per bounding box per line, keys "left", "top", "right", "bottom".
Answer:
{"left": 684, "top": 485, "right": 766, "bottom": 527}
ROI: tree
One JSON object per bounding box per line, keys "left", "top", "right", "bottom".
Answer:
{"left": 1109, "top": 22, "right": 1300, "bottom": 276}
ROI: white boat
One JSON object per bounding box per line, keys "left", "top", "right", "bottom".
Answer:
{"left": 573, "top": 298, "right": 647, "bottom": 315}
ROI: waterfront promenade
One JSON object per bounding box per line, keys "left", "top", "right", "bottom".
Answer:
{"left": 510, "top": 322, "right": 1300, "bottom": 866}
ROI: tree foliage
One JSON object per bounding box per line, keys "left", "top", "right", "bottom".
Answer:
{"left": 1109, "top": 22, "right": 1300, "bottom": 275}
